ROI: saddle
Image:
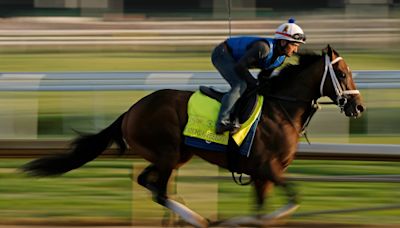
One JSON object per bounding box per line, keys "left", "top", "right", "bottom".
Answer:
{"left": 199, "top": 86, "right": 258, "bottom": 124}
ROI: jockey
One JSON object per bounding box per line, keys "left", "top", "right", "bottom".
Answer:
{"left": 213, "top": 18, "right": 306, "bottom": 134}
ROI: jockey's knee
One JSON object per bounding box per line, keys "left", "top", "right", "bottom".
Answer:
{"left": 230, "top": 82, "right": 247, "bottom": 99}
{"left": 237, "top": 80, "right": 247, "bottom": 95}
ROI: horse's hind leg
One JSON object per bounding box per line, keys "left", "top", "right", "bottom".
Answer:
{"left": 137, "top": 164, "right": 208, "bottom": 227}
{"left": 137, "top": 165, "right": 157, "bottom": 192}
{"left": 137, "top": 164, "right": 172, "bottom": 204}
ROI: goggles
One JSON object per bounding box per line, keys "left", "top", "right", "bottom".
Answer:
{"left": 292, "top": 33, "right": 306, "bottom": 42}
{"left": 276, "top": 32, "right": 306, "bottom": 42}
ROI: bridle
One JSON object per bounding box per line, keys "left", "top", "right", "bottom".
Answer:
{"left": 248, "top": 53, "right": 362, "bottom": 145}
{"left": 320, "top": 55, "right": 360, "bottom": 111}
{"left": 261, "top": 54, "right": 361, "bottom": 144}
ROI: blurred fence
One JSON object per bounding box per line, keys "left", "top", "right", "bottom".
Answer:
{"left": 0, "top": 18, "right": 400, "bottom": 51}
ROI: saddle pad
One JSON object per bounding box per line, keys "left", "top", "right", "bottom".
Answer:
{"left": 183, "top": 91, "right": 263, "bottom": 146}
{"left": 184, "top": 114, "right": 260, "bottom": 157}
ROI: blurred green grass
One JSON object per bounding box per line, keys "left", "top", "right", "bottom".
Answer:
{"left": 0, "top": 159, "right": 132, "bottom": 225}
{"left": 0, "top": 51, "right": 399, "bottom": 72}
{"left": 0, "top": 52, "right": 213, "bottom": 72}
{"left": 0, "top": 158, "right": 399, "bottom": 225}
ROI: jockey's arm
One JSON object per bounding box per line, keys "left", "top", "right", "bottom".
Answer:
{"left": 234, "top": 41, "right": 270, "bottom": 86}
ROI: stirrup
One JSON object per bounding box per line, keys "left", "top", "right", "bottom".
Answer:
{"left": 216, "top": 121, "right": 241, "bottom": 134}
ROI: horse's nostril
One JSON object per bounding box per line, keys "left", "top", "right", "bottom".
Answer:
{"left": 356, "top": 105, "right": 365, "bottom": 113}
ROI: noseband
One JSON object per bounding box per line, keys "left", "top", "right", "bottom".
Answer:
{"left": 320, "top": 55, "right": 360, "bottom": 111}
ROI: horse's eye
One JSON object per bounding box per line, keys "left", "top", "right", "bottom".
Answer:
{"left": 335, "top": 70, "right": 346, "bottom": 79}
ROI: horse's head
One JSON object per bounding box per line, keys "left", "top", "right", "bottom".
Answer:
{"left": 320, "top": 45, "right": 366, "bottom": 118}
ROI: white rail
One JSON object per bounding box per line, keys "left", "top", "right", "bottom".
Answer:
{"left": 297, "top": 142, "right": 400, "bottom": 161}
{"left": 1, "top": 70, "right": 400, "bottom": 91}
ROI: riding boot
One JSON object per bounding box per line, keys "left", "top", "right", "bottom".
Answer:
{"left": 216, "top": 119, "right": 240, "bottom": 135}
{"left": 216, "top": 94, "right": 241, "bottom": 134}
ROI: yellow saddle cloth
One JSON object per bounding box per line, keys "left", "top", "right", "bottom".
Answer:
{"left": 183, "top": 91, "right": 263, "bottom": 146}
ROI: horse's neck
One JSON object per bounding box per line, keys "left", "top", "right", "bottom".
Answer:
{"left": 266, "top": 58, "right": 324, "bottom": 133}
{"left": 290, "top": 58, "right": 325, "bottom": 102}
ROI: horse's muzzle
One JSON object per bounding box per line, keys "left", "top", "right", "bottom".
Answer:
{"left": 344, "top": 96, "right": 366, "bottom": 118}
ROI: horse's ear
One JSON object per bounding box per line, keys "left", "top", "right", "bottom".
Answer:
{"left": 322, "top": 44, "right": 337, "bottom": 59}
{"left": 322, "top": 44, "right": 331, "bottom": 55}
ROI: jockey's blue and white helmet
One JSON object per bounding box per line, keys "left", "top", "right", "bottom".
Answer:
{"left": 274, "top": 18, "right": 306, "bottom": 44}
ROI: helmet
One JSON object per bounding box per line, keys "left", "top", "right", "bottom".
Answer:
{"left": 274, "top": 18, "right": 306, "bottom": 44}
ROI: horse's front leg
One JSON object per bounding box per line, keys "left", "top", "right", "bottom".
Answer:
{"left": 255, "top": 157, "right": 300, "bottom": 221}
{"left": 267, "top": 157, "right": 299, "bottom": 205}
{"left": 253, "top": 178, "right": 274, "bottom": 211}
{"left": 253, "top": 157, "right": 299, "bottom": 210}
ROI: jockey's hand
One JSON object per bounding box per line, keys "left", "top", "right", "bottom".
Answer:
{"left": 258, "top": 69, "right": 273, "bottom": 83}
{"left": 258, "top": 70, "right": 273, "bottom": 92}
{"left": 257, "top": 72, "right": 272, "bottom": 94}
{"left": 244, "top": 74, "right": 257, "bottom": 89}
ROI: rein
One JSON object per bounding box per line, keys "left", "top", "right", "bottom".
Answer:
{"left": 257, "top": 79, "right": 317, "bottom": 143}
{"left": 266, "top": 95, "right": 319, "bottom": 145}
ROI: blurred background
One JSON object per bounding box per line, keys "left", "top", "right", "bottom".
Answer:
{"left": 0, "top": 0, "right": 399, "bottom": 227}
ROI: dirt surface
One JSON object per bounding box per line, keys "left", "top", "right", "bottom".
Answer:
{"left": 0, "top": 221, "right": 398, "bottom": 228}
{"left": 0, "top": 224, "right": 397, "bottom": 228}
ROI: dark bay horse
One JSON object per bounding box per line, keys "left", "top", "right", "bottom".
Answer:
{"left": 22, "top": 45, "right": 365, "bottom": 227}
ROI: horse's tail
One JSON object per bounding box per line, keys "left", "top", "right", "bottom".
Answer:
{"left": 22, "top": 113, "right": 127, "bottom": 176}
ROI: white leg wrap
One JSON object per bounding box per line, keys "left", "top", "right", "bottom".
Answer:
{"left": 165, "top": 198, "right": 208, "bottom": 228}
{"left": 260, "top": 202, "right": 300, "bottom": 220}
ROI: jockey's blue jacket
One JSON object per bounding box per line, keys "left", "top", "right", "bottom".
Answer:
{"left": 226, "top": 36, "right": 286, "bottom": 70}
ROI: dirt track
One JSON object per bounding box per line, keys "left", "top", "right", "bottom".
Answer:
{"left": 1, "top": 222, "right": 399, "bottom": 228}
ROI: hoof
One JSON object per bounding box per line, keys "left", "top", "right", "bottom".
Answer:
{"left": 260, "top": 202, "right": 300, "bottom": 220}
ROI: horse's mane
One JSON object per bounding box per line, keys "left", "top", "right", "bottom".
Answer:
{"left": 260, "top": 52, "right": 322, "bottom": 91}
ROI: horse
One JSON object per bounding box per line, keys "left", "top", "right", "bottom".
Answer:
{"left": 22, "top": 45, "right": 365, "bottom": 227}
